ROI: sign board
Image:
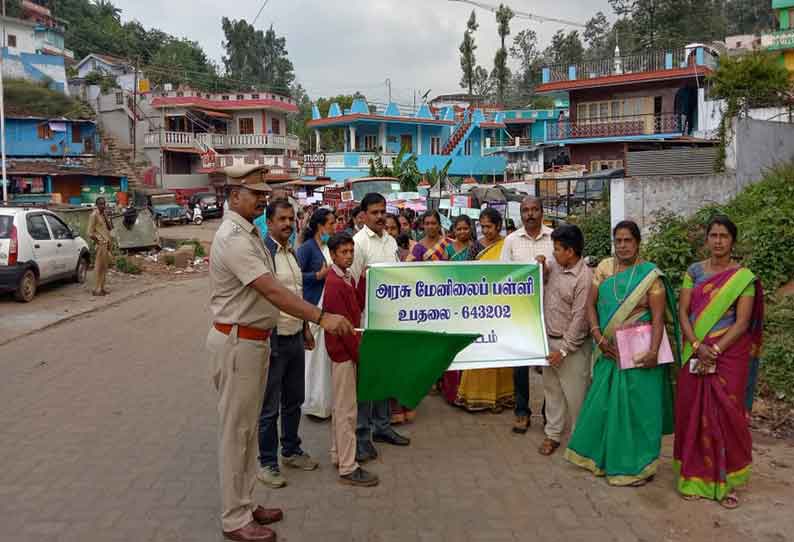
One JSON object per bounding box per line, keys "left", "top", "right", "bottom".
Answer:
{"left": 323, "top": 186, "right": 343, "bottom": 204}
{"left": 303, "top": 153, "right": 326, "bottom": 176}
{"left": 138, "top": 79, "right": 151, "bottom": 93}
{"left": 341, "top": 191, "right": 355, "bottom": 202}
{"left": 451, "top": 194, "right": 470, "bottom": 208}
{"left": 366, "top": 262, "right": 549, "bottom": 370}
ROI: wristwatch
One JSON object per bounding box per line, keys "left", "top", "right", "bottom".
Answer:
{"left": 560, "top": 349, "right": 568, "bottom": 359}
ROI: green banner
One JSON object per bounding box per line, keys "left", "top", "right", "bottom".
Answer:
{"left": 366, "top": 262, "right": 549, "bottom": 369}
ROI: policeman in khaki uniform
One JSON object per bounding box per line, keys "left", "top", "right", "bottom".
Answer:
{"left": 207, "top": 164, "right": 353, "bottom": 542}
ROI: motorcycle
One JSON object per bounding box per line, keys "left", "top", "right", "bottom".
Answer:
{"left": 187, "top": 204, "right": 203, "bottom": 225}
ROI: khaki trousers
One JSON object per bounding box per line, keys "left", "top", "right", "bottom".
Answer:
{"left": 543, "top": 339, "right": 592, "bottom": 442}
{"left": 94, "top": 243, "right": 110, "bottom": 292}
{"left": 207, "top": 327, "right": 271, "bottom": 533}
{"left": 329, "top": 360, "right": 359, "bottom": 476}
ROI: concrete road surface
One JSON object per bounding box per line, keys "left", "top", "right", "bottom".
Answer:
{"left": 1, "top": 277, "right": 792, "bottom": 542}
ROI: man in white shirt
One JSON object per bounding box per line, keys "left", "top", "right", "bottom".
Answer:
{"left": 351, "top": 193, "right": 411, "bottom": 462}
{"left": 501, "top": 196, "right": 554, "bottom": 435}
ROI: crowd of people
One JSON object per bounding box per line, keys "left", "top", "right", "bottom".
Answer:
{"left": 207, "top": 165, "right": 764, "bottom": 542}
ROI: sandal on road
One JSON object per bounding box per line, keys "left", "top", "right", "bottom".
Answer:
{"left": 681, "top": 494, "right": 701, "bottom": 501}
{"left": 538, "top": 438, "right": 560, "bottom": 456}
{"left": 720, "top": 492, "right": 740, "bottom": 509}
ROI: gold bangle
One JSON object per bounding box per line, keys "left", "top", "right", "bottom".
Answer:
{"left": 692, "top": 341, "right": 700, "bottom": 351}
{"left": 712, "top": 343, "right": 722, "bottom": 354}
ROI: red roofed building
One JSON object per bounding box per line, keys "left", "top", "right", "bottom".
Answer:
{"left": 141, "top": 89, "right": 301, "bottom": 192}
{"left": 534, "top": 44, "right": 721, "bottom": 175}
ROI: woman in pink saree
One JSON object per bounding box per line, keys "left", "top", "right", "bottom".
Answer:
{"left": 674, "top": 216, "right": 764, "bottom": 509}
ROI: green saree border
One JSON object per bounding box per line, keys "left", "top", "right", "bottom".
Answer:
{"left": 673, "top": 459, "right": 751, "bottom": 501}
{"left": 565, "top": 448, "right": 659, "bottom": 486}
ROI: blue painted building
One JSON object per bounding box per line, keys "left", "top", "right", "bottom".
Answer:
{"left": 3, "top": 117, "right": 127, "bottom": 205}
{"left": 306, "top": 98, "right": 508, "bottom": 182}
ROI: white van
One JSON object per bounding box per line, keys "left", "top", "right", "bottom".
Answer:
{"left": 0, "top": 207, "right": 90, "bottom": 302}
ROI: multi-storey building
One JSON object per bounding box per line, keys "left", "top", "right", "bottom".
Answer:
{"left": 305, "top": 98, "right": 507, "bottom": 182}
{"left": 139, "top": 89, "right": 301, "bottom": 194}
{"left": 762, "top": 0, "right": 794, "bottom": 73}
{"left": 534, "top": 45, "right": 721, "bottom": 174}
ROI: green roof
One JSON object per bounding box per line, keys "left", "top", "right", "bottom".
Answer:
{"left": 773, "top": 0, "right": 794, "bottom": 9}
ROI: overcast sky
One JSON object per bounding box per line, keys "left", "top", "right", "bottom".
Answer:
{"left": 114, "top": 0, "right": 612, "bottom": 104}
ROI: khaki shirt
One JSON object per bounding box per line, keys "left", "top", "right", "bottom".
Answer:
{"left": 544, "top": 257, "right": 592, "bottom": 354}
{"left": 350, "top": 224, "right": 399, "bottom": 282}
{"left": 87, "top": 209, "right": 112, "bottom": 247}
{"left": 209, "top": 211, "right": 279, "bottom": 330}
{"left": 270, "top": 236, "right": 304, "bottom": 336}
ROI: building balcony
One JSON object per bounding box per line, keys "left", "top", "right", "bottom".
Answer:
{"left": 144, "top": 131, "right": 300, "bottom": 152}
{"left": 761, "top": 29, "right": 794, "bottom": 51}
{"left": 546, "top": 113, "right": 686, "bottom": 143}
{"left": 201, "top": 153, "right": 301, "bottom": 172}
{"left": 537, "top": 46, "right": 718, "bottom": 92}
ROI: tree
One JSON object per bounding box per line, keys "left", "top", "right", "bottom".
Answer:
{"left": 583, "top": 12, "right": 612, "bottom": 59}
{"left": 459, "top": 10, "right": 479, "bottom": 96}
{"left": 543, "top": 30, "right": 585, "bottom": 66}
{"left": 222, "top": 18, "right": 295, "bottom": 93}
{"left": 493, "top": 3, "right": 514, "bottom": 105}
{"left": 472, "top": 66, "right": 493, "bottom": 98}
{"left": 509, "top": 29, "right": 541, "bottom": 89}
{"left": 289, "top": 83, "right": 313, "bottom": 151}
{"left": 93, "top": 0, "right": 121, "bottom": 22}
{"left": 147, "top": 38, "right": 221, "bottom": 91}
{"left": 708, "top": 52, "right": 792, "bottom": 169}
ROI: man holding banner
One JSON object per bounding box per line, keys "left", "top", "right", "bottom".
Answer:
{"left": 350, "top": 193, "right": 411, "bottom": 462}
{"left": 501, "top": 197, "right": 554, "bottom": 435}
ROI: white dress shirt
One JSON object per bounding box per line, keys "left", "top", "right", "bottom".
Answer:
{"left": 500, "top": 225, "right": 555, "bottom": 263}
{"left": 350, "top": 224, "right": 399, "bottom": 282}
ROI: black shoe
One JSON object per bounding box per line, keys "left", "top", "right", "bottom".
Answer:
{"left": 339, "top": 467, "right": 379, "bottom": 487}
{"left": 356, "top": 442, "right": 376, "bottom": 463}
{"left": 373, "top": 429, "right": 410, "bottom": 446}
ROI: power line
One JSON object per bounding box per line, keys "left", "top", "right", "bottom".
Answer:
{"left": 252, "top": 0, "right": 270, "bottom": 26}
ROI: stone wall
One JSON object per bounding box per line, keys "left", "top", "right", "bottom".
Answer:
{"left": 729, "top": 117, "right": 794, "bottom": 187}
{"left": 610, "top": 173, "right": 740, "bottom": 231}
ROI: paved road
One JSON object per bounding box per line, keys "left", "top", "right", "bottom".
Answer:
{"left": 1, "top": 277, "right": 792, "bottom": 542}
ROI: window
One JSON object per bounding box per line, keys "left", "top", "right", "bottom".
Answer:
{"left": 363, "top": 135, "right": 377, "bottom": 151}
{"left": 222, "top": 95, "right": 230, "bottom": 101}
{"left": 464, "top": 139, "right": 472, "bottom": 156}
{"left": 72, "top": 124, "right": 82, "bottom": 144}
{"left": 589, "top": 159, "right": 623, "bottom": 172}
{"left": 431, "top": 136, "right": 441, "bottom": 155}
{"left": 251, "top": 94, "right": 260, "bottom": 99}
{"left": 37, "top": 123, "right": 52, "bottom": 139}
{"left": 27, "top": 215, "right": 51, "bottom": 240}
{"left": 8, "top": 34, "right": 16, "bottom": 47}
{"left": 271, "top": 117, "right": 280, "bottom": 135}
{"left": 176, "top": 91, "right": 184, "bottom": 97}
{"left": 236, "top": 95, "right": 244, "bottom": 100}
{"left": 115, "top": 92, "right": 124, "bottom": 105}
{"left": 238, "top": 118, "right": 254, "bottom": 135}
{"left": 44, "top": 215, "right": 71, "bottom": 240}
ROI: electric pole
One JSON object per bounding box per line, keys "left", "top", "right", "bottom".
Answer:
{"left": 1, "top": 0, "right": 8, "bottom": 203}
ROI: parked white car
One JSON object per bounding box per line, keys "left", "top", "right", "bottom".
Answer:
{"left": 0, "top": 207, "right": 90, "bottom": 302}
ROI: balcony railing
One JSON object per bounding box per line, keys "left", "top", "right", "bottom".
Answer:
{"left": 542, "top": 47, "right": 717, "bottom": 84}
{"left": 202, "top": 153, "right": 300, "bottom": 171}
{"left": 323, "top": 152, "right": 396, "bottom": 170}
{"left": 546, "top": 113, "right": 686, "bottom": 141}
{"left": 144, "top": 131, "right": 300, "bottom": 151}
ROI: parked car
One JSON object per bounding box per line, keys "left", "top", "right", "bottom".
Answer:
{"left": 188, "top": 192, "right": 223, "bottom": 219}
{"left": 0, "top": 207, "right": 90, "bottom": 302}
{"left": 132, "top": 189, "right": 189, "bottom": 227}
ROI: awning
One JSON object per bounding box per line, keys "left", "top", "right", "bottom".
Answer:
{"left": 192, "top": 108, "right": 232, "bottom": 119}
{"left": 162, "top": 147, "right": 202, "bottom": 154}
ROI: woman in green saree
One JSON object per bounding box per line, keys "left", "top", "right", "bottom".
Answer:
{"left": 564, "top": 220, "right": 679, "bottom": 486}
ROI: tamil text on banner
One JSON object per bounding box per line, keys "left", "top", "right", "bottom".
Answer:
{"left": 366, "top": 262, "right": 549, "bottom": 369}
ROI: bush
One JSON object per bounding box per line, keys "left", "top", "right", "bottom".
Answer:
{"left": 114, "top": 256, "right": 141, "bottom": 275}
{"left": 760, "top": 296, "right": 794, "bottom": 402}
{"left": 570, "top": 204, "right": 612, "bottom": 264}
{"left": 163, "top": 255, "right": 176, "bottom": 266}
{"left": 3, "top": 79, "right": 94, "bottom": 119}
{"left": 642, "top": 210, "right": 701, "bottom": 288}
